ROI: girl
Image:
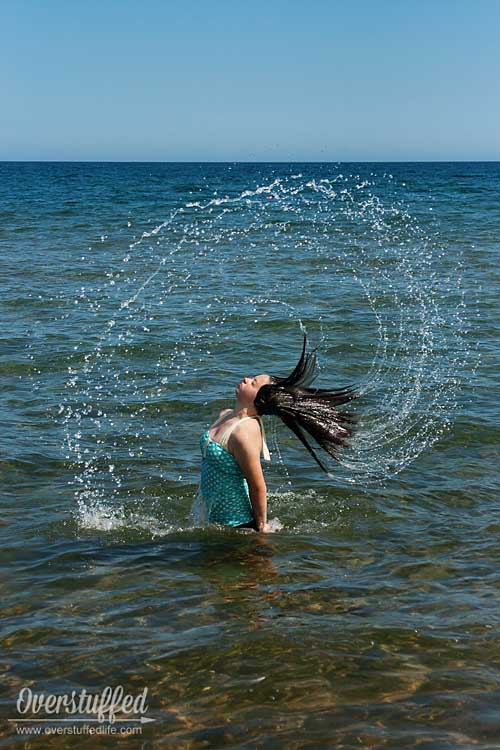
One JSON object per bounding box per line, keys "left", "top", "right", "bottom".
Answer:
{"left": 194, "top": 334, "right": 358, "bottom": 532}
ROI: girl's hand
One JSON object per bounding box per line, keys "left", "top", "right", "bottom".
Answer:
{"left": 260, "top": 520, "right": 283, "bottom": 532}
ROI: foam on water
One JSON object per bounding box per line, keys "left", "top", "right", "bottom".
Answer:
{"left": 59, "top": 170, "right": 472, "bottom": 532}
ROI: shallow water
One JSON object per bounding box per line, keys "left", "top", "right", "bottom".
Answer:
{"left": 1, "top": 161, "right": 498, "bottom": 748}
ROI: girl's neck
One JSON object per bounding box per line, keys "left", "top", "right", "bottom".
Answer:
{"left": 233, "top": 402, "right": 258, "bottom": 419}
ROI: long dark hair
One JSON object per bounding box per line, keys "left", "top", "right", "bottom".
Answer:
{"left": 254, "top": 334, "right": 358, "bottom": 475}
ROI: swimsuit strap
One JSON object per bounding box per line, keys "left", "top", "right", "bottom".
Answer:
{"left": 216, "top": 416, "right": 271, "bottom": 461}
{"left": 258, "top": 418, "right": 271, "bottom": 461}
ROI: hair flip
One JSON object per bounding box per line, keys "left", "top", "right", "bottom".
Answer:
{"left": 254, "top": 334, "right": 359, "bottom": 475}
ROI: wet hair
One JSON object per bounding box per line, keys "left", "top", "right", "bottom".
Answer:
{"left": 254, "top": 334, "right": 358, "bottom": 475}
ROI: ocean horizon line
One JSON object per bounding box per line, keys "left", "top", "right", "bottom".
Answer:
{"left": 1, "top": 158, "right": 499, "bottom": 165}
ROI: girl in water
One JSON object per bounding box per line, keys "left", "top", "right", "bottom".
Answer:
{"left": 194, "top": 334, "right": 358, "bottom": 532}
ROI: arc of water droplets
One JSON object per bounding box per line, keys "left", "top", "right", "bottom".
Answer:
{"left": 61, "top": 170, "right": 471, "bottom": 510}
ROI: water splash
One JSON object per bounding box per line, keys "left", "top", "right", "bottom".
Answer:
{"left": 59, "top": 169, "right": 472, "bottom": 529}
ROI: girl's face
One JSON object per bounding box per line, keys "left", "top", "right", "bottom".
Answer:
{"left": 235, "top": 373, "right": 272, "bottom": 404}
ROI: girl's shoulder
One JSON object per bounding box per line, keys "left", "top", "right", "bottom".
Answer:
{"left": 229, "top": 415, "right": 263, "bottom": 446}
{"left": 218, "top": 408, "right": 233, "bottom": 418}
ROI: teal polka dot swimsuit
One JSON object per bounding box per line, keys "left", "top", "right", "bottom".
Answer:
{"left": 197, "top": 416, "right": 271, "bottom": 527}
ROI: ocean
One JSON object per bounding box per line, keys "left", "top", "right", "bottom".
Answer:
{"left": 1, "top": 161, "right": 498, "bottom": 748}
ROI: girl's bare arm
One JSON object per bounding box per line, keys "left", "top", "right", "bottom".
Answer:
{"left": 231, "top": 424, "right": 268, "bottom": 532}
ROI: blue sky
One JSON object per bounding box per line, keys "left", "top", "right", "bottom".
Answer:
{"left": 1, "top": 0, "right": 499, "bottom": 161}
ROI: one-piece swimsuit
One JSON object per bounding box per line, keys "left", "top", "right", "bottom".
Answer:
{"left": 197, "top": 415, "right": 270, "bottom": 527}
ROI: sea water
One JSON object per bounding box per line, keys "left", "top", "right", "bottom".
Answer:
{"left": 1, "top": 162, "right": 498, "bottom": 748}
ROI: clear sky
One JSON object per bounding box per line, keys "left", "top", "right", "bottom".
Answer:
{"left": 1, "top": 0, "right": 499, "bottom": 161}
